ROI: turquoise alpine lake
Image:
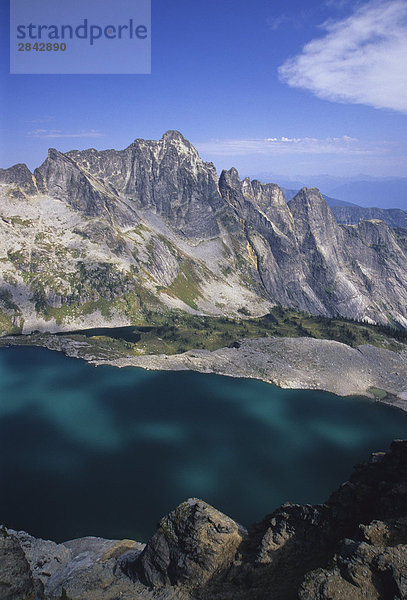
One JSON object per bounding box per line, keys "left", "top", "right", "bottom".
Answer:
{"left": 1, "top": 345, "right": 407, "bottom": 543}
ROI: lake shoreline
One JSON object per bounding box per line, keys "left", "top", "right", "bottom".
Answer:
{"left": 2, "top": 332, "right": 407, "bottom": 411}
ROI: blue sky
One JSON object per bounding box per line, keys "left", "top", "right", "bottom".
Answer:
{"left": 1, "top": 0, "right": 407, "bottom": 181}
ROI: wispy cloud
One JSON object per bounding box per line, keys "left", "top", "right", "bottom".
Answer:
{"left": 267, "top": 15, "right": 293, "bottom": 31}
{"left": 27, "top": 116, "right": 55, "bottom": 125}
{"left": 278, "top": 0, "right": 407, "bottom": 114}
{"left": 27, "top": 129, "right": 104, "bottom": 139}
{"left": 324, "top": 0, "right": 355, "bottom": 9}
{"left": 195, "top": 136, "right": 380, "bottom": 157}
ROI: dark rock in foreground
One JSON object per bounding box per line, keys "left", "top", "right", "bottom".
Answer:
{"left": 126, "top": 498, "right": 247, "bottom": 589}
{"left": 2, "top": 440, "right": 407, "bottom": 599}
{"left": 0, "top": 527, "right": 44, "bottom": 599}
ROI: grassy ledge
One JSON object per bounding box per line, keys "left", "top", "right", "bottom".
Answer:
{"left": 12, "top": 306, "right": 404, "bottom": 360}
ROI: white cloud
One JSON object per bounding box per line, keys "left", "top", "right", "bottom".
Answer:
{"left": 195, "top": 135, "right": 380, "bottom": 157}
{"left": 27, "top": 129, "right": 103, "bottom": 139}
{"left": 278, "top": 0, "right": 407, "bottom": 114}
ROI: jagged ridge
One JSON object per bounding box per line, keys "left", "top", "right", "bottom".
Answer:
{"left": 1, "top": 130, "right": 407, "bottom": 333}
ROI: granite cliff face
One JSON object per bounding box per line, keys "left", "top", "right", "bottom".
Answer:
{"left": 2, "top": 440, "right": 407, "bottom": 599}
{"left": 1, "top": 131, "right": 407, "bottom": 334}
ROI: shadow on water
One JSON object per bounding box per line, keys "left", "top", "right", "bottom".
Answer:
{"left": 1, "top": 346, "right": 407, "bottom": 543}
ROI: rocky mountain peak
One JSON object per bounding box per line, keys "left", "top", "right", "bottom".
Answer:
{"left": 249, "top": 179, "right": 288, "bottom": 210}
{"left": 35, "top": 147, "right": 79, "bottom": 176}
{"left": 47, "top": 147, "right": 65, "bottom": 160}
{"left": 219, "top": 168, "right": 292, "bottom": 238}
{"left": 218, "top": 167, "right": 245, "bottom": 211}
{"left": 32, "top": 145, "right": 136, "bottom": 224}
{"left": 161, "top": 129, "right": 189, "bottom": 143}
{"left": 288, "top": 186, "right": 338, "bottom": 234}
{"left": 0, "top": 162, "right": 37, "bottom": 196}
{"left": 220, "top": 167, "right": 240, "bottom": 185}
{"left": 289, "top": 187, "right": 330, "bottom": 209}
{"left": 0, "top": 162, "right": 32, "bottom": 181}
{"left": 156, "top": 130, "right": 200, "bottom": 159}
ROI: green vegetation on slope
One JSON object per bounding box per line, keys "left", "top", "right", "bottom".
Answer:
{"left": 157, "top": 259, "right": 203, "bottom": 310}
{"left": 0, "top": 287, "right": 23, "bottom": 335}
{"left": 54, "top": 305, "right": 407, "bottom": 358}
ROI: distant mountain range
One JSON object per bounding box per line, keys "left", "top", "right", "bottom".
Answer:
{"left": 1, "top": 131, "right": 407, "bottom": 333}
{"left": 331, "top": 206, "right": 407, "bottom": 229}
{"left": 329, "top": 178, "right": 407, "bottom": 211}
{"left": 282, "top": 187, "right": 407, "bottom": 228}
{"left": 255, "top": 174, "right": 407, "bottom": 211}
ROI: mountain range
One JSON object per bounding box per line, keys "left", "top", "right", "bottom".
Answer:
{"left": 256, "top": 174, "right": 407, "bottom": 210}
{"left": 1, "top": 130, "right": 407, "bottom": 334}
{"left": 282, "top": 188, "right": 407, "bottom": 228}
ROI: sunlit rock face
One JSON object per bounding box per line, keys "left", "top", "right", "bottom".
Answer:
{"left": 1, "top": 131, "right": 407, "bottom": 334}
{"left": 63, "top": 130, "right": 225, "bottom": 237}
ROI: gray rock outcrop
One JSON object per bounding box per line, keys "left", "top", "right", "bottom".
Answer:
{"left": 126, "top": 498, "right": 246, "bottom": 589}
{"left": 0, "top": 527, "right": 44, "bottom": 599}
{"left": 2, "top": 440, "right": 407, "bottom": 599}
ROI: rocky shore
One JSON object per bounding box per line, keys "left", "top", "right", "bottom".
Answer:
{"left": 2, "top": 333, "right": 407, "bottom": 410}
{"left": 107, "top": 337, "right": 407, "bottom": 410}
{"left": 2, "top": 440, "right": 407, "bottom": 599}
